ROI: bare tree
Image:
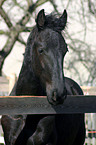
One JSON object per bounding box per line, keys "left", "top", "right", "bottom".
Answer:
{"left": 61, "top": 0, "right": 96, "bottom": 86}
{"left": 0, "top": 0, "right": 50, "bottom": 75}
{"left": 0, "top": 0, "right": 96, "bottom": 86}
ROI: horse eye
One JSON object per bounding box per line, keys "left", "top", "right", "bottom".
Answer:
{"left": 38, "top": 48, "right": 43, "bottom": 54}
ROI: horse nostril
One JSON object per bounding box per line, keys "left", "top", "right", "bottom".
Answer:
{"left": 49, "top": 88, "right": 67, "bottom": 105}
{"left": 52, "top": 91, "right": 57, "bottom": 102}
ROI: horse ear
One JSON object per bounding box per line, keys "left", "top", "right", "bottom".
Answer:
{"left": 36, "top": 9, "right": 46, "bottom": 30}
{"left": 58, "top": 9, "right": 67, "bottom": 31}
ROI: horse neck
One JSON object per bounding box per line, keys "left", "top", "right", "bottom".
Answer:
{"left": 16, "top": 62, "right": 46, "bottom": 96}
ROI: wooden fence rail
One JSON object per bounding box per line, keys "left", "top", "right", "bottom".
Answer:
{"left": 0, "top": 95, "right": 96, "bottom": 115}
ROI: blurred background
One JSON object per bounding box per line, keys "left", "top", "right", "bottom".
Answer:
{"left": 0, "top": 0, "right": 96, "bottom": 86}
{"left": 0, "top": 0, "right": 96, "bottom": 144}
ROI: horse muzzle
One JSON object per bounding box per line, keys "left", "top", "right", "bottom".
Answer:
{"left": 47, "top": 88, "right": 67, "bottom": 105}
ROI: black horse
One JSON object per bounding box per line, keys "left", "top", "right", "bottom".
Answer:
{"left": 1, "top": 9, "right": 85, "bottom": 145}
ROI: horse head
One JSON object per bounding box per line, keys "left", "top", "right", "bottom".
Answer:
{"left": 28, "top": 9, "right": 68, "bottom": 105}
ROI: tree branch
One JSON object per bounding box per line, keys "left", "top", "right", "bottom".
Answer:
{"left": 88, "top": 0, "right": 96, "bottom": 16}
{"left": 49, "top": 0, "right": 59, "bottom": 14}
{"left": 0, "top": 0, "right": 6, "bottom": 6}
{"left": 0, "top": 7, "right": 13, "bottom": 28}
{"left": 0, "top": 0, "right": 50, "bottom": 75}
{"left": 18, "top": 0, "right": 49, "bottom": 26}
{"left": 0, "top": 30, "right": 9, "bottom": 35}
{"left": 18, "top": 35, "right": 26, "bottom": 46}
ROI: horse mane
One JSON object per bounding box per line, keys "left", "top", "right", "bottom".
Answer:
{"left": 23, "top": 27, "right": 38, "bottom": 66}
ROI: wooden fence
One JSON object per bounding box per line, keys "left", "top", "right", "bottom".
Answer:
{"left": 0, "top": 95, "right": 96, "bottom": 145}
{"left": 0, "top": 95, "right": 96, "bottom": 115}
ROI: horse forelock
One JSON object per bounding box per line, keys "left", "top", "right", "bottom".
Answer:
{"left": 45, "top": 14, "right": 66, "bottom": 32}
